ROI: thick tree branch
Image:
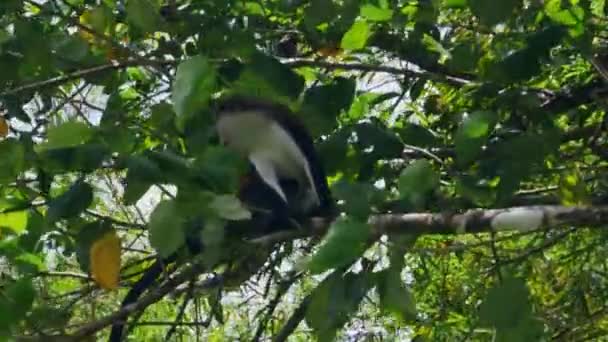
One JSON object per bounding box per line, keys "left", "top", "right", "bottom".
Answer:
{"left": 251, "top": 205, "right": 608, "bottom": 246}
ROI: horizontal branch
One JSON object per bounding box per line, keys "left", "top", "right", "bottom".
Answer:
{"left": 0, "top": 59, "right": 174, "bottom": 97}
{"left": 251, "top": 204, "right": 608, "bottom": 246}
{"left": 285, "top": 59, "right": 471, "bottom": 86}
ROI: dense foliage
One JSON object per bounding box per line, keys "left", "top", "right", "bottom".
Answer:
{"left": 0, "top": 0, "right": 607, "bottom": 340}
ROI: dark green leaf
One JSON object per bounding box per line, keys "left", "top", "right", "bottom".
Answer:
{"left": 236, "top": 51, "right": 305, "bottom": 100}
{"left": 377, "top": 269, "right": 417, "bottom": 321}
{"left": 123, "top": 155, "right": 163, "bottom": 205}
{"left": 479, "top": 277, "right": 545, "bottom": 340}
{"left": 308, "top": 217, "right": 370, "bottom": 274}
{"left": 0, "top": 139, "right": 25, "bottom": 184}
{"left": 398, "top": 123, "right": 439, "bottom": 147}
{"left": 126, "top": 0, "right": 161, "bottom": 33}
{"left": 47, "top": 180, "right": 94, "bottom": 223}
{"left": 172, "top": 55, "right": 217, "bottom": 129}
{"left": 302, "top": 77, "right": 356, "bottom": 136}
{"left": 469, "top": 0, "right": 521, "bottom": 26}
{"left": 52, "top": 34, "right": 90, "bottom": 62}
{"left": 0, "top": 277, "right": 35, "bottom": 331}
{"left": 38, "top": 143, "right": 109, "bottom": 173}
{"left": 36, "top": 121, "right": 95, "bottom": 152}
{"left": 148, "top": 200, "right": 186, "bottom": 258}
{"left": 398, "top": 160, "right": 439, "bottom": 208}
{"left": 331, "top": 181, "right": 377, "bottom": 219}
{"left": 306, "top": 271, "right": 373, "bottom": 341}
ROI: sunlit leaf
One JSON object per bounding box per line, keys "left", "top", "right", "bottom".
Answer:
{"left": 361, "top": 4, "right": 393, "bottom": 21}
{"left": 341, "top": 20, "right": 371, "bottom": 50}
{"left": 0, "top": 209, "right": 27, "bottom": 234}
{"left": 455, "top": 111, "right": 496, "bottom": 165}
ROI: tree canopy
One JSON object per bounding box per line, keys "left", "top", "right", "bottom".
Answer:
{"left": 1, "top": 0, "right": 608, "bottom": 341}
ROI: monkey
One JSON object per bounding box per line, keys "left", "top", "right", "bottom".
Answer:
{"left": 108, "top": 95, "right": 333, "bottom": 342}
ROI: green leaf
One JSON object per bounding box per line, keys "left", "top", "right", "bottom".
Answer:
{"left": 341, "top": 20, "right": 371, "bottom": 50}
{"left": 544, "top": 0, "right": 584, "bottom": 26}
{"left": 172, "top": 55, "right": 217, "bottom": 128}
{"left": 208, "top": 195, "right": 251, "bottom": 221}
{"left": 0, "top": 276, "right": 36, "bottom": 331}
{"left": 448, "top": 42, "right": 479, "bottom": 73}
{"left": 308, "top": 217, "right": 370, "bottom": 274}
{"left": 398, "top": 124, "right": 439, "bottom": 147}
{"left": 194, "top": 147, "right": 248, "bottom": 193}
{"left": 360, "top": 4, "right": 393, "bottom": 21}
{"left": 37, "top": 121, "right": 95, "bottom": 152}
{"left": 301, "top": 77, "right": 356, "bottom": 136}
{"left": 306, "top": 271, "right": 373, "bottom": 341}
{"left": 38, "top": 143, "right": 109, "bottom": 173}
{"left": 398, "top": 160, "right": 439, "bottom": 208}
{"left": 47, "top": 181, "right": 94, "bottom": 223}
{"left": 148, "top": 200, "right": 185, "bottom": 258}
{"left": 0, "top": 209, "right": 28, "bottom": 234}
{"left": 455, "top": 111, "right": 496, "bottom": 165}
{"left": 331, "top": 181, "right": 380, "bottom": 219}
{"left": 81, "top": 5, "right": 114, "bottom": 34}
{"left": 479, "top": 277, "right": 545, "bottom": 340}
{"left": 377, "top": 269, "right": 417, "bottom": 321}
{"left": 1, "top": 277, "right": 35, "bottom": 325}
{"left": 126, "top": 0, "right": 161, "bottom": 33}
{"left": 304, "top": 0, "right": 338, "bottom": 29}
{"left": 469, "top": 0, "right": 521, "bottom": 26}
{"left": 123, "top": 155, "right": 163, "bottom": 205}
{"left": 0, "top": 139, "right": 25, "bottom": 184}
{"left": 53, "top": 34, "right": 89, "bottom": 62}
{"left": 236, "top": 51, "right": 305, "bottom": 100}
{"left": 558, "top": 168, "right": 589, "bottom": 205}
{"left": 591, "top": 0, "right": 606, "bottom": 17}
{"left": 443, "top": 0, "right": 467, "bottom": 8}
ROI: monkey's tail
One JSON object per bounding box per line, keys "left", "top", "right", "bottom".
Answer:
{"left": 108, "top": 258, "right": 166, "bottom": 342}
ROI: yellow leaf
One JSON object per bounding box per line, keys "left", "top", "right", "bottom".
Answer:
{"left": 0, "top": 117, "right": 8, "bottom": 138}
{"left": 90, "top": 231, "right": 121, "bottom": 290}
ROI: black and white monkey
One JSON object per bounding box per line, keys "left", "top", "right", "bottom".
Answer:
{"left": 215, "top": 95, "right": 333, "bottom": 219}
{"left": 109, "top": 95, "right": 333, "bottom": 342}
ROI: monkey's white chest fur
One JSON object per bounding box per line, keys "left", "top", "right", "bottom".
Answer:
{"left": 216, "top": 111, "right": 320, "bottom": 210}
